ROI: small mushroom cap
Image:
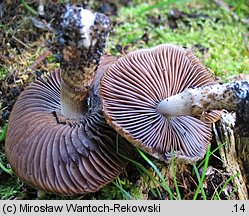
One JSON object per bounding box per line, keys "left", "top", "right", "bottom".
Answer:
{"left": 5, "top": 55, "right": 133, "bottom": 195}
{"left": 101, "top": 44, "right": 220, "bottom": 162}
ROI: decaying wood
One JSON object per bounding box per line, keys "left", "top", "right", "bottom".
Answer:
{"left": 213, "top": 113, "right": 248, "bottom": 199}
{"left": 157, "top": 79, "right": 249, "bottom": 199}
{"left": 157, "top": 80, "right": 249, "bottom": 199}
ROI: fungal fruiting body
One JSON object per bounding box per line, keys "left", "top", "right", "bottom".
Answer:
{"left": 57, "top": 5, "right": 111, "bottom": 119}
{"left": 158, "top": 80, "right": 249, "bottom": 137}
{"left": 5, "top": 5, "right": 133, "bottom": 195}
{"left": 101, "top": 44, "right": 220, "bottom": 162}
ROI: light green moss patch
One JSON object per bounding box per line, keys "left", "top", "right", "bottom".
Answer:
{"left": 107, "top": 0, "right": 249, "bottom": 78}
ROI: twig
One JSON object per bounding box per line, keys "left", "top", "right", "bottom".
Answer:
{"left": 30, "top": 49, "right": 52, "bottom": 70}
{"left": 29, "top": 16, "right": 54, "bottom": 31}
{"left": 12, "top": 35, "right": 31, "bottom": 50}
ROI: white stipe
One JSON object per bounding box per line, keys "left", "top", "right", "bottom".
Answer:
{"left": 79, "top": 9, "right": 96, "bottom": 48}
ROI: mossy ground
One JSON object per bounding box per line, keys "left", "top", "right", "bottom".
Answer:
{"left": 0, "top": 0, "right": 248, "bottom": 200}
{"left": 107, "top": 0, "right": 249, "bottom": 78}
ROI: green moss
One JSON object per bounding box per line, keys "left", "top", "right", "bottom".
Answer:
{"left": 0, "top": 67, "right": 8, "bottom": 78}
{"left": 97, "top": 176, "right": 143, "bottom": 200}
{"left": 0, "top": 178, "right": 23, "bottom": 200}
{"left": 107, "top": 0, "right": 249, "bottom": 78}
{"left": 98, "top": 184, "right": 126, "bottom": 200}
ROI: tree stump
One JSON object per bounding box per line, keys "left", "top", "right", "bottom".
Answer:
{"left": 213, "top": 112, "right": 249, "bottom": 199}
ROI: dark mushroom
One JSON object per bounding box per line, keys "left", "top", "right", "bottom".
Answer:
{"left": 101, "top": 44, "right": 220, "bottom": 162}
{"left": 5, "top": 5, "right": 133, "bottom": 195}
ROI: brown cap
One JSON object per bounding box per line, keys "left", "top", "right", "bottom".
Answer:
{"left": 101, "top": 44, "right": 220, "bottom": 162}
{"left": 5, "top": 55, "right": 133, "bottom": 195}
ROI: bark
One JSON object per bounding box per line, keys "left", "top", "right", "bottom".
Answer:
{"left": 213, "top": 113, "right": 249, "bottom": 199}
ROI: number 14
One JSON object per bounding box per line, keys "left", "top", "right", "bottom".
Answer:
{"left": 234, "top": 204, "right": 245, "bottom": 213}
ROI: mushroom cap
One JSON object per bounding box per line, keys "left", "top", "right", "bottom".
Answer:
{"left": 101, "top": 44, "right": 220, "bottom": 162}
{"left": 5, "top": 55, "right": 133, "bottom": 195}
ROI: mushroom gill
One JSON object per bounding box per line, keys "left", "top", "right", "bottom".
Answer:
{"left": 5, "top": 6, "right": 133, "bottom": 195}
{"left": 101, "top": 44, "right": 220, "bottom": 162}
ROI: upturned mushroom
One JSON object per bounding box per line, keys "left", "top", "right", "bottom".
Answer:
{"left": 157, "top": 79, "right": 249, "bottom": 137}
{"left": 5, "top": 5, "right": 133, "bottom": 195}
{"left": 101, "top": 44, "right": 220, "bottom": 162}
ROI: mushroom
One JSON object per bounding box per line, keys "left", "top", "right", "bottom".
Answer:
{"left": 157, "top": 79, "right": 249, "bottom": 137}
{"left": 5, "top": 5, "right": 133, "bottom": 195}
{"left": 101, "top": 44, "right": 220, "bottom": 162}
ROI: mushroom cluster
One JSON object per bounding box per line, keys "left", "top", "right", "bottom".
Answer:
{"left": 5, "top": 5, "right": 133, "bottom": 195}
{"left": 5, "top": 5, "right": 223, "bottom": 196}
{"left": 101, "top": 44, "right": 220, "bottom": 162}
